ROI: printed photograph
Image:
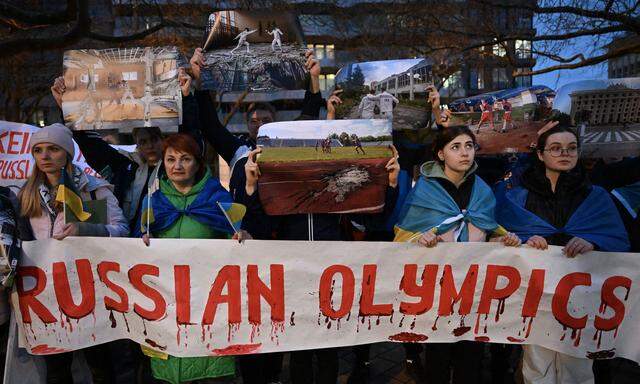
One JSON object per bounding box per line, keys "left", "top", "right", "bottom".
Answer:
{"left": 256, "top": 119, "right": 393, "bottom": 215}
{"left": 552, "top": 77, "right": 640, "bottom": 158}
{"left": 200, "top": 10, "right": 308, "bottom": 95}
{"left": 61, "top": 47, "right": 181, "bottom": 132}
{"left": 445, "top": 85, "right": 555, "bottom": 154}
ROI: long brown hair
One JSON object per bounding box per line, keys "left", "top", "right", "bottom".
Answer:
{"left": 18, "top": 156, "right": 74, "bottom": 218}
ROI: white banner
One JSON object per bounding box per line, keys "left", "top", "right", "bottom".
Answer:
{"left": 0, "top": 121, "right": 135, "bottom": 191}
{"left": 13, "top": 238, "right": 640, "bottom": 362}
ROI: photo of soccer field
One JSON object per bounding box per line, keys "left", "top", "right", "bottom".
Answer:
{"left": 259, "top": 146, "right": 392, "bottom": 162}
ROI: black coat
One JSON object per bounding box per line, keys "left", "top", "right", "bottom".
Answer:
{"left": 521, "top": 162, "right": 592, "bottom": 247}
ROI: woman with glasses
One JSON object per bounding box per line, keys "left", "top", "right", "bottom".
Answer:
{"left": 496, "top": 124, "right": 630, "bottom": 384}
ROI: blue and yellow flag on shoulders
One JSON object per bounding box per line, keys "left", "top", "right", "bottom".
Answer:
{"left": 217, "top": 202, "right": 246, "bottom": 233}
{"left": 55, "top": 168, "right": 91, "bottom": 222}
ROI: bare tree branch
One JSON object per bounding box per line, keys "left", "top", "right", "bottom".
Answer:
{"left": 0, "top": 0, "right": 77, "bottom": 25}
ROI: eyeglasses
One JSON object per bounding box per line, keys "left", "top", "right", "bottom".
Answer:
{"left": 543, "top": 146, "right": 579, "bottom": 157}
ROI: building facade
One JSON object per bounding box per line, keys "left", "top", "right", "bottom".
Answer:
{"left": 608, "top": 34, "right": 640, "bottom": 78}
{"left": 570, "top": 85, "right": 640, "bottom": 126}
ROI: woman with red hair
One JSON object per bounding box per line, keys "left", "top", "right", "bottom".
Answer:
{"left": 138, "top": 133, "right": 247, "bottom": 383}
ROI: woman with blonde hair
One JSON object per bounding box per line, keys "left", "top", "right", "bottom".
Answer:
{"left": 17, "top": 123, "right": 128, "bottom": 383}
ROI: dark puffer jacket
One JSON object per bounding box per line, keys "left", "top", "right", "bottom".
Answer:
{"left": 520, "top": 162, "right": 592, "bottom": 247}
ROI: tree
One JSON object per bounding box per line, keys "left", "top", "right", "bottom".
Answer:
{"left": 349, "top": 64, "right": 365, "bottom": 88}
{"left": 295, "top": 0, "right": 639, "bottom": 79}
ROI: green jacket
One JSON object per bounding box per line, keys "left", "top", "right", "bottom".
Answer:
{"left": 150, "top": 168, "right": 234, "bottom": 384}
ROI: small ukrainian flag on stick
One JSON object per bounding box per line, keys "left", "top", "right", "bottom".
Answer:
{"left": 55, "top": 167, "right": 92, "bottom": 222}
{"left": 216, "top": 201, "right": 246, "bottom": 235}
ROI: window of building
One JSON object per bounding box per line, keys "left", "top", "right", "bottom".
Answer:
{"left": 469, "top": 69, "right": 478, "bottom": 90}
{"left": 307, "top": 44, "right": 326, "bottom": 60}
{"left": 325, "top": 45, "right": 335, "bottom": 60}
{"left": 493, "top": 41, "right": 506, "bottom": 57}
{"left": 122, "top": 72, "right": 138, "bottom": 81}
{"left": 493, "top": 68, "right": 509, "bottom": 88}
{"left": 319, "top": 74, "right": 336, "bottom": 91}
{"left": 516, "top": 40, "right": 532, "bottom": 59}
{"left": 443, "top": 71, "right": 463, "bottom": 90}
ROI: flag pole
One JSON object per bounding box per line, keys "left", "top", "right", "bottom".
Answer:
{"left": 146, "top": 184, "right": 151, "bottom": 237}
{"left": 216, "top": 201, "right": 239, "bottom": 237}
{"left": 61, "top": 167, "right": 67, "bottom": 226}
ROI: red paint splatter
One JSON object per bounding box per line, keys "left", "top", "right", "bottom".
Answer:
{"left": 495, "top": 298, "right": 506, "bottom": 322}
{"left": 290, "top": 312, "right": 295, "bottom": 326}
{"left": 142, "top": 319, "right": 147, "bottom": 336}
{"left": 346, "top": 312, "right": 351, "bottom": 322}
{"left": 399, "top": 315, "right": 405, "bottom": 328}
{"left": 507, "top": 337, "right": 525, "bottom": 343}
{"left": 227, "top": 322, "right": 240, "bottom": 342}
{"left": 201, "top": 325, "right": 206, "bottom": 342}
{"left": 145, "top": 339, "right": 167, "bottom": 351}
{"left": 474, "top": 313, "right": 481, "bottom": 334}
{"left": 31, "top": 344, "right": 70, "bottom": 355}
{"left": 475, "top": 336, "right": 490, "bottom": 342}
{"left": 431, "top": 316, "right": 439, "bottom": 331}
{"left": 211, "top": 343, "right": 262, "bottom": 355}
{"left": 109, "top": 310, "right": 117, "bottom": 328}
{"left": 453, "top": 326, "right": 471, "bottom": 336}
{"left": 525, "top": 317, "right": 534, "bottom": 338}
{"left": 410, "top": 317, "right": 416, "bottom": 330}
{"left": 122, "top": 313, "right": 130, "bottom": 332}
{"left": 388, "top": 332, "right": 428, "bottom": 342}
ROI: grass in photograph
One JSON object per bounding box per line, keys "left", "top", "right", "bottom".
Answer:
{"left": 258, "top": 146, "right": 392, "bottom": 162}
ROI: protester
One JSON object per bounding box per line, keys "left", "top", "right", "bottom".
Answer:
{"left": 50, "top": 70, "right": 199, "bottom": 384}
{"left": 139, "top": 133, "right": 247, "bottom": 384}
{"left": 495, "top": 124, "right": 630, "bottom": 384}
{"left": 393, "top": 126, "right": 520, "bottom": 384}
{"left": 185, "top": 49, "right": 327, "bottom": 383}
{"left": 17, "top": 123, "right": 129, "bottom": 383}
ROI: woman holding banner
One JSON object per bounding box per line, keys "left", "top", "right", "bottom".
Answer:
{"left": 393, "top": 125, "right": 521, "bottom": 384}
{"left": 495, "top": 125, "right": 630, "bottom": 384}
{"left": 16, "top": 123, "right": 129, "bottom": 383}
{"left": 138, "top": 133, "right": 248, "bottom": 384}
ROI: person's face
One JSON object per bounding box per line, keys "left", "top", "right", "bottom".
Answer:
{"left": 135, "top": 130, "right": 163, "bottom": 165}
{"left": 537, "top": 132, "right": 579, "bottom": 172}
{"left": 247, "top": 109, "right": 274, "bottom": 139}
{"left": 438, "top": 134, "right": 475, "bottom": 173}
{"left": 33, "top": 143, "right": 68, "bottom": 175}
{"left": 164, "top": 147, "right": 199, "bottom": 186}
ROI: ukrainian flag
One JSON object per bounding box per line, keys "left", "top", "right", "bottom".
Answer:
{"left": 140, "top": 194, "right": 154, "bottom": 234}
{"left": 55, "top": 168, "right": 92, "bottom": 222}
{"left": 217, "top": 202, "right": 246, "bottom": 233}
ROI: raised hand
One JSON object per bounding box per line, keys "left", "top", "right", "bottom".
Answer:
{"left": 51, "top": 76, "right": 66, "bottom": 108}
{"left": 385, "top": 145, "right": 400, "bottom": 187}
{"left": 245, "top": 147, "right": 262, "bottom": 196}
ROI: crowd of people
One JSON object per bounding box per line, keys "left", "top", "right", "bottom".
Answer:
{"left": 0, "top": 47, "right": 638, "bottom": 384}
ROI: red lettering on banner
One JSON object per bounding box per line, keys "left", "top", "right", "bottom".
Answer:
{"left": 594, "top": 276, "right": 632, "bottom": 331}
{"left": 53, "top": 260, "right": 96, "bottom": 319}
{"left": 399, "top": 264, "right": 438, "bottom": 315}
{"left": 201, "top": 265, "right": 241, "bottom": 325}
{"left": 174, "top": 266, "right": 191, "bottom": 324}
{"left": 128, "top": 264, "right": 166, "bottom": 321}
{"left": 552, "top": 272, "right": 591, "bottom": 329}
{"left": 247, "top": 265, "right": 285, "bottom": 324}
{"left": 0, "top": 131, "right": 6, "bottom": 153}
{"left": 319, "top": 265, "right": 355, "bottom": 319}
{"left": 359, "top": 265, "right": 393, "bottom": 316}
{"left": 522, "top": 269, "right": 546, "bottom": 317}
{"left": 438, "top": 264, "right": 479, "bottom": 316}
{"left": 16, "top": 266, "right": 57, "bottom": 323}
{"left": 477, "top": 265, "right": 521, "bottom": 321}
{"left": 97, "top": 261, "right": 128, "bottom": 312}
{"left": 20, "top": 131, "right": 30, "bottom": 154}
{"left": 8, "top": 131, "right": 22, "bottom": 154}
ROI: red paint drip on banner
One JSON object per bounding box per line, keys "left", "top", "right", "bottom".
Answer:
{"left": 211, "top": 343, "right": 262, "bottom": 356}
{"left": 388, "top": 332, "right": 428, "bottom": 342}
